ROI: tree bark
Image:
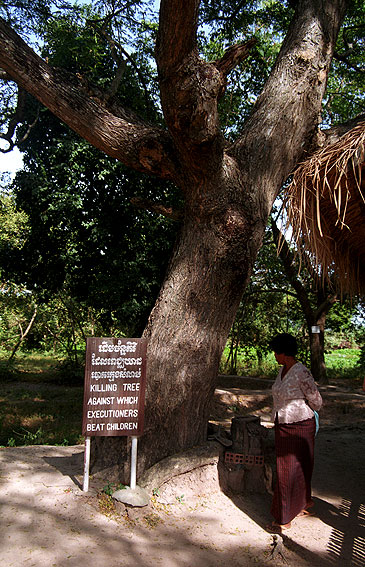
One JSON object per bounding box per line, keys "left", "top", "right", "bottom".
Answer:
{"left": 309, "top": 294, "right": 338, "bottom": 385}
{"left": 309, "top": 321, "right": 327, "bottom": 384}
{"left": 0, "top": 0, "right": 348, "bottom": 479}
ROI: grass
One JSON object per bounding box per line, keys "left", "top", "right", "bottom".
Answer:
{"left": 325, "top": 348, "right": 361, "bottom": 380}
{"left": 220, "top": 346, "right": 363, "bottom": 382}
{"left": 220, "top": 346, "right": 279, "bottom": 378}
{"left": 0, "top": 347, "right": 362, "bottom": 448}
{"left": 0, "top": 352, "right": 84, "bottom": 447}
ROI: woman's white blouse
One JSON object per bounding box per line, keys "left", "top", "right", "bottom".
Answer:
{"left": 271, "top": 362, "right": 323, "bottom": 424}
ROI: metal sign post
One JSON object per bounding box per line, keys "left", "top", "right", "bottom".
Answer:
{"left": 130, "top": 436, "right": 138, "bottom": 490}
{"left": 83, "top": 436, "right": 91, "bottom": 492}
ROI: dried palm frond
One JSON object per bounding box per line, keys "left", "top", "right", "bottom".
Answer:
{"left": 282, "top": 121, "right": 365, "bottom": 295}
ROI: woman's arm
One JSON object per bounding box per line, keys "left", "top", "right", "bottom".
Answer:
{"left": 299, "top": 368, "right": 323, "bottom": 411}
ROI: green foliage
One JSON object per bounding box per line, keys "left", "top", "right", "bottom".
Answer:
{"left": 358, "top": 346, "right": 365, "bottom": 372}
{"left": 0, "top": 0, "right": 55, "bottom": 40}
{"left": 222, "top": 221, "right": 364, "bottom": 377}
{"left": 222, "top": 225, "right": 307, "bottom": 375}
{"left": 0, "top": 7, "right": 181, "bottom": 338}
{"left": 198, "top": 1, "right": 293, "bottom": 138}
{"left": 102, "top": 481, "right": 126, "bottom": 496}
{"left": 0, "top": 192, "right": 29, "bottom": 250}
{"left": 7, "top": 136, "right": 179, "bottom": 334}
{"left": 323, "top": 1, "right": 365, "bottom": 124}
{"left": 221, "top": 346, "right": 362, "bottom": 381}
{"left": 0, "top": 282, "right": 36, "bottom": 355}
{"left": 199, "top": 0, "right": 364, "bottom": 133}
{"left": 1, "top": 0, "right": 363, "bottom": 368}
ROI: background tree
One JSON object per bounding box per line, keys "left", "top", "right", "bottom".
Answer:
{"left": 271, "top": 218, "right": 337, "bottom": 385}
{"left": 224, "top": 219, "right": 362, "bottom": 381}
{"left": 0, "top": 0, "right": 362, "bottom": 481}
{"left": 0, "top": 190, "right": 36, "bottom": 361}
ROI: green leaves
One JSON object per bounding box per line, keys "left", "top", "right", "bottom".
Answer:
{"left": 4, "top": 106, "right": 179, "bottom": 336}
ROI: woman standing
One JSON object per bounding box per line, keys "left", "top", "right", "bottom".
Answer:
{"left": 268, "top": 333, "right": 322, "bottom": 533}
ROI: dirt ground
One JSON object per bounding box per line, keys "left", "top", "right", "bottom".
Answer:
{"left": 0, "top": 377, "right": 364, "bottom": 567}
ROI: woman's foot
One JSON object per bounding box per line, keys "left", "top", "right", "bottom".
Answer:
{"left": 297, "top": 508, "right": 315, "bottom": 517}
{"left": 266, "top": 521, "right": 291, "bottom": 534}
{"left": 297, "top": 501, "right": 315, "bottom": 517}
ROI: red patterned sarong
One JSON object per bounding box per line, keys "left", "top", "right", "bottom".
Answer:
{"left": 271, "top": 417, "right": 316, "bottom": 524}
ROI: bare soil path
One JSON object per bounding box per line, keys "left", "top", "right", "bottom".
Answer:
{"left": 0, "top": 379, "right": 364, "bottom": 567}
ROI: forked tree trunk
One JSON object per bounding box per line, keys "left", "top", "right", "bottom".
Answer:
{"left": 93, "top": 174, "right": 269, "bottom": 479}
{"left": 8, "top": 305, "right": 38, "bottom": 362}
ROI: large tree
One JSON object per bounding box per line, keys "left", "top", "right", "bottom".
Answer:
{"left": 0, "top": 0, "right": 360, "bottom": 479}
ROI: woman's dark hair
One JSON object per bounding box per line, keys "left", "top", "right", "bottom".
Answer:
{"left": 269, "top": 333, "right": 298, "bottom": 357}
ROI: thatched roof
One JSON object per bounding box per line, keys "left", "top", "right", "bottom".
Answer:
{"left": 282, "top": 120, "right": 365, "bottom": 295}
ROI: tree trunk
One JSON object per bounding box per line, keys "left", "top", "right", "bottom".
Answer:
{"left": 309, "top": 323, "right": 327, "bottom": 385}
{"left": 308, "top": 294, "right": 337, "bottom": 385}
{"left": 271, "top": 219, "right": 338, "bottom": 384}
{"left": 93, "top": 172, "right": 269, "bottom": 479}
{"left": 8, "top": 305, "right": 37, "bottom": 362}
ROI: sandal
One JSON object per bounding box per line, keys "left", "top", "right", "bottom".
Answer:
{"left": 297, "top": 509, "right": 315, "bottom": 517}
{"left": 266, "top": 521, "right": 291, "bottom": 534}
{"left": 297, "top": 501, "right": 315, "bottom": 517}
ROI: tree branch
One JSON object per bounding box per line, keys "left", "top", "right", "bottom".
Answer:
{"left": 271, "top": 218, "right": 315, "bottom": 325}
{"left": 87, "top": 19, "right": 153, "bottom": 110}
{"left": 0, "top": 17, "right": 177, "bottom": 180}
{"left": 214, "top": 39, "right": 257, "bottom": 78}
{"left": 8, "top": 305, "right": 37, "bottom": 362}
{"left": 213, "top": 39, "right": 257, "bottom": 96}
{"left": 155, "top": 0, "right": 226, "bottom": 174}
{"left": 316, "top": 112, "right": 365, "bottom": 148}
{"left": 333, "top": 50, "right": 364, "bottom": 73}
{"left": 0, "top": 86, "right": 27, "bottom": 152}
{"left": 232, "top": 0, "right": 348, "bottom": 204}
{"left": 157, "top": 0, "right": 199, "bottom": 75}
{"left": 0, "top": 85, "right": 40, "bottom": 153}
{"left": 314, "top": 295, "right": 338, "bottom": 322}
{"left": 333, "top": 22, "right": 365, "bottom": 73}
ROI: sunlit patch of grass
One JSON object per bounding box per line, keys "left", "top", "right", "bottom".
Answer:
{"left": 21, "top": 414, "right": 54, "bottom": 428}
{"left": 0, "top": 352, "right": 62, "bottom": 384}
{"left": 0, "top": 379, "right": 84, "bottom": 447}
{"left": 325, "top": 348, "right": 361, "bottom": 381}
{"left": 220, "top": 346, "right": 362, "bottom": 382}
{"left": 220, "top": 349, "right": 278, "bottom": 378}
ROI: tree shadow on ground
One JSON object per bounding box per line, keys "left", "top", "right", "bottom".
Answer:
{"left": 221, "top": 426, "right": 365, "bottom": 567}
{"left": 0, "top": 446, "right": 277, "bottom": 567}
{"left": 314, "top": 496, "right": 365, "bottom": 567}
